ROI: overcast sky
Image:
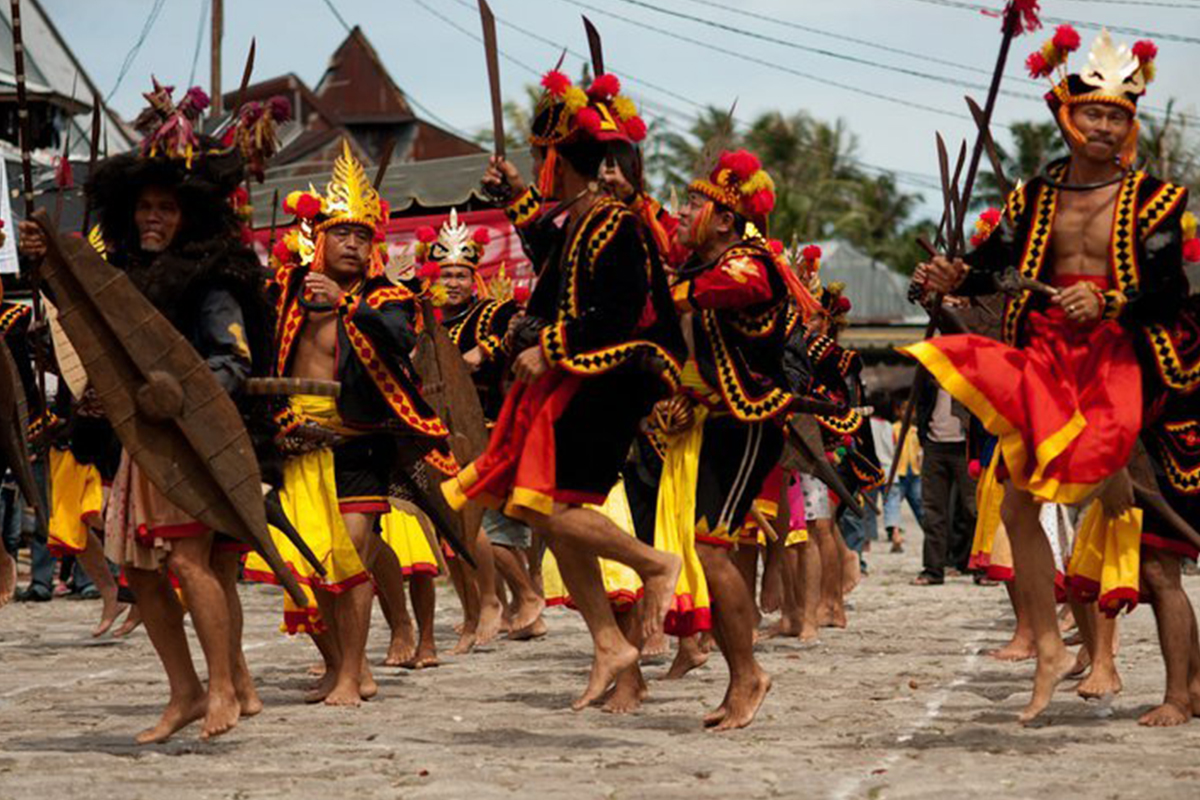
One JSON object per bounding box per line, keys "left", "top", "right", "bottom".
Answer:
{"left": 40, "top": 0, "right": 1200, "bottom": 206}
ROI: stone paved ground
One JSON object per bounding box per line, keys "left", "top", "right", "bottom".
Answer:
{"left": 3, "top": 525, "right": 1200, "bottom": 799}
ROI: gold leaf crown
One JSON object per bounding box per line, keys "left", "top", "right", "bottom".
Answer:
{"left": 418, "top": 208, "right": 485, "bottom": 270}
{"left": 317, "top": 140, "right": 384, "bottom": 233}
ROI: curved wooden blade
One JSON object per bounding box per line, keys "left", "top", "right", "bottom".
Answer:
{"left": 373, "top": 137, "right": 397, "bottom": 191}
{"left": 583, "top": 15, "right": 604, "bottom": 76}
{"left": 786, "top": 417, "right": 863, "bottom": 519}
{"left": 43, "top": 297, "right": 87, "bottom": 399}
{"left": 32, "top": 210, "right": 307, "bottom": 607}
{"left": 966, "top": 95, "right": 1013, "bottom": 202}
{"left": 479, "top": 0, "right": 506, "bottom": 160}
{"left": 0, "top": 339, "right": 46, "bottom": 537}
{"left": 233, "top": 37, "right": 256, "bottom": 114}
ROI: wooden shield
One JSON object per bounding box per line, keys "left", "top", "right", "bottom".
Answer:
{"left": 411, "top": 298, "right": 489, "bottom": 549}
{"left": 33, "top": 210, "right": 307, "bottom": 606}
{"left": 0, "top": 338, "right": 46, "bottom": 537}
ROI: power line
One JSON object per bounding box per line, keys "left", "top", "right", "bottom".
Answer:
{"left": 554, "top": 0, "right": 1005, "bottom": 129}
{"left": 106, "top": 0, "right": 167, "bottom": 103}
{"left": 903, "top": 0, "right": 1200, "bottom": 45}
{"left": 422, "top": 0, "right": 944, "bottom": 193}
{"left": 187, "top": 0, "right": 211, "bottom": 87}
{"left": 318, "top": 0, "right": 352, "bottom": 33}
{"left": 610, "top": 0, "right": 1044, "bottom": 102}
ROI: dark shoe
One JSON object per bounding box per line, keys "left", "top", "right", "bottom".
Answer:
{"left": 15, "top": 584, "right": 53, "bottom": 602}
{"left": 911, "top": 574, "right": 943, "bottom": 586}
{"left": 77, "top": 586, "right": 102, "bottom": 600}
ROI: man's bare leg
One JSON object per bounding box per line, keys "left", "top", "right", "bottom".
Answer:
{"left": 167, "top": 536, "right": 240, "bottom": 739}
{"left": 798, "top": 540, "right": 822, "bottom": 642}
{"left": 75, "top": 530, "right": 126, "bottom": 637}
{"left": 324, "top": 512, "right": 378, "bottom": 706}
{"left": 812, "top": 520, "right": 846, "bottom": 628}
{"left": 1078, "top": 605, "right": 1122, "bottom": 698}
{"left": 696, "top": 542, "right": 771, "bottom": 732}
{"left": 468, "top": 525, "right": 504, "bottom": 647}
{"left": 125, "top": 567, "right": 206, "bottom": 744}
{"left": 990, "top": 582, "right": 1036, "bottom": 661}
{"left": 665, "top": 633, "right": 710, "bottom": 679}
{"left": 1139, "top": 549, "right": 1194, "bottom": 725}
{"left": 211, "top": 549, "right": 262, "bottom": 717}
{"left": 1002, "top": 486, "right": 1074, "bottom": 723}
{"left": 112, "top": 603, "right": 143, "bottom": 637}
{"left": 603, "top": 604, "right": 648, "bottom": 714}
{"left": 537, "top": 505, "right": 681, "bottom": 640}
{"left": 373, "top": 544, "right": 417, "bottom": 667}
{"left": 545, "top": 536, "right": 639, "bottom": 710}
{"left": 836, "top": 524, "right": 861, "bottom": 596}
{"left": 305, "top": 619, "right": 340, "bottom": 701}
{"left": 770, "top": 545, "right": 806, "bottom": 639}
{"left": 760, "top": 539, "right": 783, "bottom": 615}
{"left": 403, "top": 574, "right": 440, "bottom": 669}
{"left": 494, "top": 543, "right": 546, "bottom": 637}
{"left": 447, "top": 556, "right": 480, "bottom": 653}
{"left": 1067, "top": 599, "right": 1095, "bottom": 677}
{"left": 733, "top": 544, "right": 760, "bottom": 630}
{"left": 0, "top": 547, "right": 16, "bottom": 607}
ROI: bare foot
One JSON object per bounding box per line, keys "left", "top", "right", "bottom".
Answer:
{"left": 1140, "top": 700, "right": 1191, "bottom": 727}
{"left": 384, "top": 618, "right": 417, "bottom": 667}
{"left": 401, "top": 640, "right": 440, "bottom": 670}
{"left": 112, "top": 605, "right": 143, "bottom": 638}
{"left": 664, "top": 637, "right": 709, "bottom": 680}
{"left": 0, "top": 549, "right": 15, "bottom": 608}
{"left": 1066, "top": 646, "right": 1091, "bottom": 679}
{"left": 359, "top": 663, "right": 378, "bottom": 700}
{"left": 234, "top": 663, "right": 263, "bottom": 718}
{"left": 817, "top": 604, "right": 848, "bottom": 629}
{"left": 988, "top": 636, "right": 1036, "bottom": 662}
{"left": 760, "top": 582, "right": 781, "bottom": 616}
{"left": 709, "top": 668, "right": 772, "bottom": 732}
{"left": 305, "top": 669, "right": 338, "bottom": 703}
{"left": 92, "top": 596, "right": 128, "bottom": 638}
{"left": 136, "top": 691, "right": 206, "bottom": 744}
{"left": 308, "top": 661, "right": 326, "bottom": 677}
{"left": 602, "top": 666, "right": 648, "bottom": 715}
{"left": 200, "top": 689, "right": 240, "bottom": 740}
{"left": 451, "top": 625, "right": 477, "bottom": 656}
{"left": 799, "top": 623, "right": 820, "bottom": 645}
{"left": 1077, "top": 662, "right": 1122, "bottom": 699}
{"left": 766, "top": 615, "right": 802, "bottom": 639}
{"left": 1019, "top": 649, "right": 1076, "bottom": 724}
{"left": 842, "top": 558, "right": 861, "bottom": 597}
{"left": 572, "top": 641, "right": 639, "bottom": 711}
{"left": 1188, "top": 675, "right": 1200, "bottom": 716}
{"left": 476, "top": 596, "right": 504, "bottom": 648}
{"left": 509, "top": 595, "right": 546, "bottom": 636}
{"left": 640, "top": 553, "right": 683, "bottom": 640}
{"left": 324, "top": 673, "right": 364, "bottom": 707}
{"left": 507, "top": 615, "right": 548, "bottom": 641}
{"left": 641, "top": 630, "right": 669, "bottom": 661}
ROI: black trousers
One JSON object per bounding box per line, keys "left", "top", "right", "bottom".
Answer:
{"left": 919, "top": 440, "right": 978, "bottom": 581}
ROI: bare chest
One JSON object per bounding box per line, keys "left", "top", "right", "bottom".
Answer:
{"left": 1049, "top": 186, "right": 1119, "bottom": 277}
{"left": 291, "top": 312, "right": 338, "bottom": 380}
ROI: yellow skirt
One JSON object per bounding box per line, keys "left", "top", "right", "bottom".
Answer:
{"left": 48, "top": 448, "right": 104, "bottom": 557}
{"left": 968, "top": 458, "right": 1013, "bottom": 580}
{"left": 380, "top": 506, "right": 440, "bottom": 577}
{"left": 1066, "top": 503, "right": 1142, "bottom": 616}
{"left": 543, "top": 479, "right": 643, "bottom": 611}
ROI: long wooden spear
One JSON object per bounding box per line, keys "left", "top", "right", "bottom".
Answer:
{"left": 886, "top": 0, "right": 1030, "bottom": 495}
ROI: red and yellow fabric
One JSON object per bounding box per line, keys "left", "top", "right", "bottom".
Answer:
{"left": 654, "top": 405, "right": 714, "bottom": 637}
{"left": 967, "top": 458, "right": 1014, "bottom": 582}
{"left": 442, "top": 371, "right": 582, "bottom": 519}
{"left": 48, "top": 448, "right": 104, "bottom": 557}
{"left": 1066, "top": 503, "right": 1142, "bottom": 617}
{"left": 542, "top": 479, "right": 644, "bottom": 612}
{"left": 671, "top": 249, "right": 774, "bottom": 313}
{"left": 380, "top": 507, "right": 440, "bottom": 577}
{"left": 104, "top": 452, "right": 209, "bottom": 571}
{"left": 901, "top": 277, "right": 1142, "bottom": 505}
{"left": 244, "top": 395, "right": 370, "bottom": 602}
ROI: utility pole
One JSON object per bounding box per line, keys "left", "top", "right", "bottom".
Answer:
{"left": 211, "top": 0, "right": 223, "bottom": 115}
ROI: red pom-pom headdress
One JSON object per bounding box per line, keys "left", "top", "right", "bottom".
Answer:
{"left": 688, "top": 148, "right": 777, "bottom": 234}
{"left": 414, "top": 208, "right": 488, "bottom": 272}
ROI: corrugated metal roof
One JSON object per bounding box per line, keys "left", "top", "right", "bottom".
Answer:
{"left": 813, "top": 239, "right": 928, "bottom": 325}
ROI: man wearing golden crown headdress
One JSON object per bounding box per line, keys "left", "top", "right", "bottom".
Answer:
{"left": 256, "top": 140, "right": 455, "bottom": 707}
{"left": 445, "top": 68, "right": 689, "bottom": 711}
{"left": 909, "top": 29, "right": 1200, "bottom": 724}
{"left": 418, "top": 210, "right": 547, "bottom": 645}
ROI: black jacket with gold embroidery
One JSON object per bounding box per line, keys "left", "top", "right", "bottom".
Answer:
{"left": 962, "top": 158, "right": 1191, "bottom": 396}
{"left": 443, "top": 297, "right": 520, "bottom": 421}
{"left": 0, "top": 301, "right": 44, "bottom": 435}
{"left": 274, "top": 268, "right": 448, "bottom": 442}
{"left": 504, "top": 188, "right": 684, "bottom": 392}
{"left": 672, "top": 239, "right": 790, "bottom": 423}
